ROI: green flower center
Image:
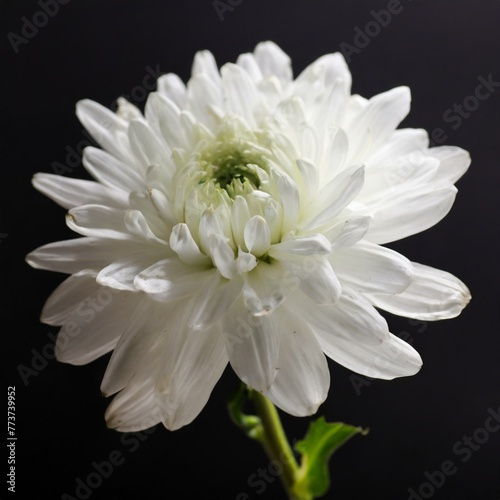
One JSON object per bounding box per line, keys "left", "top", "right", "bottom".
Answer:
{"left": 211, "top": 150, "right": 261, "bottom": 190}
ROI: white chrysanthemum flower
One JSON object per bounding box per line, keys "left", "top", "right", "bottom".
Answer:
{"left": 28, "top": 41, "right": 471, "bottom": 431}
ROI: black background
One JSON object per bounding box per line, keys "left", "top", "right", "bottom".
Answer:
{"left": 1, "top": 0, "right": 500, "bottom": 499}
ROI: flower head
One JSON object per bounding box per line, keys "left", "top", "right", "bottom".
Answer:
{"left": 28, "top": 42, "right": 471, "bottom": 431}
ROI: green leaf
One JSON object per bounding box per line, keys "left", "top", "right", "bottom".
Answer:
{"left": 227, "top": 384, "right": 263, "bottom": 442}
{"left": 292, "top": 417, "right": 368, "bottom": 498}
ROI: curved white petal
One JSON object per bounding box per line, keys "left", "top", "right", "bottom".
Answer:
{"left": 326, "top": 216, "right": 370, "bottom": 249}
{"left": 364, "top": 185, "right": 457, "bottom": 244}
{"left": 269, "top": 233, "right": 331, "bottom": 258}
{"left": 33, "top": 173, "right": 127, "bottom": 210}
{"left": 76, "top": 99, "right": 133, "bottom": 162}
{"left": 290, "top": 289, "right": 390, "bottom": 346}
{"left": 41, "top": 271, "right": 98, "bottom": 325}
{"left": 244, "top": 215, "right": 271, "bottom": 256}
{"left": 192, "top": 50, "right": 221, "bottom": 85}
{"left": 430, "top": 145, "right": 471, "bottom": 184}
{"left": 156, "top": 322, "right": 228, "bottom": 430}
{"left": 83, "top": 147, "right": 145, "bottom": 191}
{"left": 97, "top": 253, "right": 160, "bottom": 291}
{"left": 331, "top": 240, "right": 414, "bottom": 294}
{"left": 100, "top": 304, "right": 165, "bottom": 396}
{"left": 318, "top": 330, "right": 422, "bottom": 380}
{"left": 26, "top": 237, "right": 152, "bottom": 274}
{"left": 301, "top": 165, "right": 365, "bottom": 231}
{"left": 156, "top": 73, "right": 186, "bottom": 108}
{"left": 105, "top": 380, "right": 161, "bottom": 432}
{"left": 223, "top": 301, "right": 280, "bottom": 393}
{"left": 56, "top": 290, "right": 142, "bottom": 366}
{"left": 346, "top": 86, "right": 411, "bottom": 160}
{"left": 189, "top": 275, "right": 242, "bottom": 331}
{"left": 242, "top": 263, "right": 285, "bottom": 316}
{"left": 170, "top": 223, "right": 211, "bottom": 266}
{"left": 254, "top": 41, "right": 292, "bottom": 83}
{"left": 66, "top": 204, "right": 131, "bottom": 240}
{"left": 368, "top": 262, "right": 471, "bottom": 320}
{"left": 221, "top": 63, "right": 259, "bottom": 124}
{"left": 267, "top": 312, "right": 329, "bottom": 416}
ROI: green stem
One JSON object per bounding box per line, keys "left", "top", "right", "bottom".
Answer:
{"left": 251, "top": 391, "right": 311, "bottom": 500}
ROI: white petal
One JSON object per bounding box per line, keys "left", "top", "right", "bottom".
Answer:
{"left": 267, "top": 312, "right": 329, "bottom": 416}
{"left": 189, "top": 276, "right": 242, "bottom": 331}
{"left": 208, "top": 235, "right": 237, "bottom": 279}
{"left": 97, "top": 254, "right": 159, "bottom": 291}
{"left": 296, "top": 158, "right": 319, "bottom": 204}
{"left": 56, "top": 290, "right": 143, "bottom": 366}
{"left": 277, "top": 173, "right": 300, "bottom": 234}
{"left": 236, "top": 249, "right": 258, "bottom": 274}
{"left": 302, "top": 165, "right": 365, "bottom": 231}
{"left": 317, "top": 331, "right": 422, "bottom": 380}
{"left": 133, "top": 259, "right": 172, "bottom": 294}
{"left": 41, "top": 271, "right": 98, "bottom": 325}
{"left": 223, "top": 301, "right": 280, "bottom": 393}
{"left": 325, "top": 216, "right": 370, "bottom": 249}
{"left": 292, "top": 290, "right": 390, "bottom": 346}
{"left": 100, "top": 304, "right": 164, "bottom": 396}
{"left": 157, "top": 322, "right": 228, "bottom": 431}
{"left": 368, "top": 262, "right": 471, "bottom": 320}
{"left": 365, "top": 185, "right": 457, "bottom": 244}
{"left": 144, "top": 92, "right": 187, "bottom": 150}
{"left": 128, "top": 119, "right": 169, "bottom": 168}
{"left": 66, "top": 205, "right": 130, "bottom": 240}
{"left": 76, "top": 99, "right": 133, "bottom": 162}
{"left": 124, "top": 209, "right": 167, "bottom": 245}
{"left": 295, "top": 52, "right": 351, "bottom": 95}
{"left": 82, "top": 147, "right": 144, "bottom": 191}
{"left": 242, "top": 263, "right": 285, "bottom": 317}
{"left": 33, "top": 173, "right": 127, "bottom": 209}
{"left": 244, "top": 216, "right": 271, "bottom": 257}
{"left": 157, "top": 73, "right": 186, "bottom": 108}
{"left": 367, "top": 128, "right": 429, "bottom": 168}
{"left": 331, "top": 240, "right": 414, "bottom": 294}
{"left": 346, "top": 86, "right": 411, "bottom": 158}
{"left": 269, "top": 234, "right": 331, "bottom": 258}
{"left": 236, "top": 52, "right": 263, "bottom": 82}
{"left": 186, "top": 73, "right": 223, "bottom": 125}
{"left": 105, "top": 380, "right": 161, "bottom": 432}
{"left": 289, "top": 258, "right": 342, "bottom": 305}
{"left": 169, "top": 223, "right": 211, "bottom": 266}
{"left": 254, "top": 41, "right": 292, "bottom": 83}
{"left": 134, "top": 259, "right": 211, "bottom": 299}
{"left": 192, "top": 50, "right": 221, "bottom": 85}
{"left": 231, "top": 195, "right": 251, "bottom": 248}
{"left": 430, "top": 146, "right": 471, "bottom": 184}
{"left": 221, "top": 63, "right": 259, "bottom": 123}
{"left": 26, "top": 238, "right": 151, "bottom": 274}
{"left": 198, "top": 208, "right": 226, "bottom": 256}
{"left": 312, "top": 52, "right": 352, "bottom": 91}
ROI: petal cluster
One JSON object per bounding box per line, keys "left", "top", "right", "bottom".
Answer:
{"left": 28, "top": 42, "right": 471, "bottom": 431}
